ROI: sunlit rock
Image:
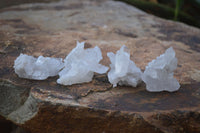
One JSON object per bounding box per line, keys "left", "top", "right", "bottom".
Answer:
{"left": 14, "top": 54, "right": 64, "bottom": 80}
{"left": 142, "top": 47, "right": 180, "bottom": 92}
{"left": 107, "top": 45, "right": 142, "bottom": 87}
{"left": 57, "top": 41, "right": 109, "bottom": 85}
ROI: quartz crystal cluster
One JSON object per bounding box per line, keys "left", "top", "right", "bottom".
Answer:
{"left": 142, "top": 47, "right": 180, "bottom": 92}
{"left": 14, "top": 42, "right": 180, "bottom": 92}
{"left": 57, "top": 41, "right": 109, "bottom": 85}
{"left": 107, "top": 45, "right": 142, "bottom": 87}
{"left": 14, "top": 54, "right": 64, "bottom": 80}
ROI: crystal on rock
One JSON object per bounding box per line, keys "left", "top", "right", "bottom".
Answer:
{"left": 107, "top": 45, "right": 142, "bottom": 87}
{"left": 14, "top": 54, "right": 64, "bottom": 80}
{"left": 142, "top": 47, "right": 180, "bottom": 92}
{"left": 57, "top": 41, "right": 109, "bottom": 85}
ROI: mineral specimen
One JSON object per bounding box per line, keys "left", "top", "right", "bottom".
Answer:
{"left": 142, "top": 47, "right": 180, "bottom": 92}
{"left": 14, "top": 54, "right": 64, "bottom": 80}
{"left": 57, "top": 41, "right": 109, "bottom": 85}
{"left": 107, "top": 45, "right": 142, "bottom": 87}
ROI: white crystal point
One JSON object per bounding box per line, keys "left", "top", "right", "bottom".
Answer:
{"left": 14, "top": 54, "right": 64, "bottom": 80}
{"left": 57, "top": 41, "right": 109, "bottom": 85}
{"left": 142, "top": 47, "right": 180, "bottom": 92}
{"left": 107, "top": 45, "right": 142, "bottom": 87}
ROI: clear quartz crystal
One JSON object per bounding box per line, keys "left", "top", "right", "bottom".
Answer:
{"left": 14, "top": 54, "right": 64, "bottom": 80}
{"left": 142, "top": 47, "right": 180, "bottom": 92}
{"left": 57, "top": 41, "right": 108, "bottom": 85}
{"left": 107, "top": 45, "right": 142, "bottom": 87}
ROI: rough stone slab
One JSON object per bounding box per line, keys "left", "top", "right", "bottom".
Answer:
{"left": 0, "top": 0, "right": 200, "bottom": 132}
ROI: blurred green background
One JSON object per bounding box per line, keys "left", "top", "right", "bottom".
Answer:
{"left": 117, "top": 0, "right": 200, "bottom": 28}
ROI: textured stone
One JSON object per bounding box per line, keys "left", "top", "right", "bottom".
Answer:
{"left": 0, "top": 0, "right": 200, "bottom": 133}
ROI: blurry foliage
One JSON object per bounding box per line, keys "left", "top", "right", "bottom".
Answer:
{"left": 117, "top": 0, "right": 200, "bottom": 28}
{"left": 174, "top": 0, "right": 182, "bottom": 21}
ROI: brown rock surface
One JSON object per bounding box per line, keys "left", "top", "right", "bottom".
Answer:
{"left": 0, "top": 0, "right": 200, "bottom": 132}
